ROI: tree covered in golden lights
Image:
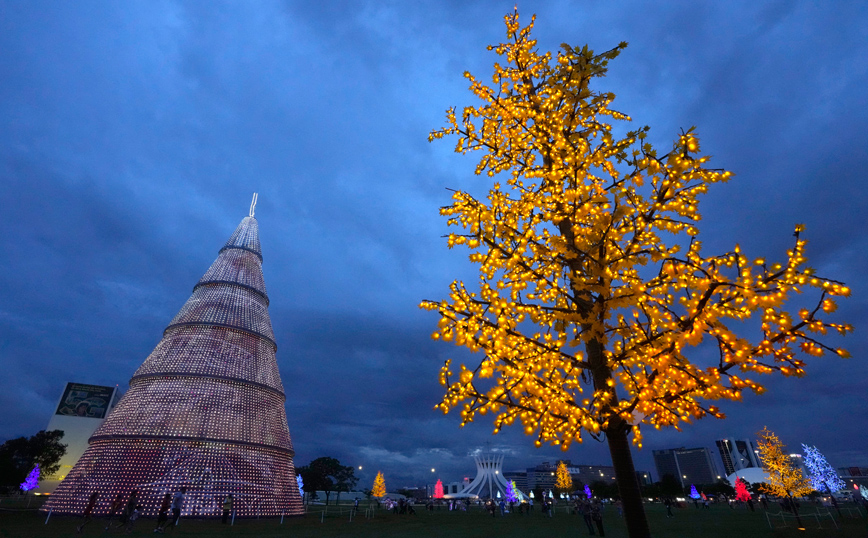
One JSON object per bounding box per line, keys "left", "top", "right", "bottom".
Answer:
{"left": 757, "top": 427, "right": 813, "bottom": 499}
{"left": 372, "top": 471, "right": 386, "bottom": 499}
{"left": 757, "top": 427, "right": 813, "bottom": 527}
{"left": 421, "top": 9, "right": 851, "bottom": 538}
{"left": 555, "top": 461, "right": 573, "bottom": 494}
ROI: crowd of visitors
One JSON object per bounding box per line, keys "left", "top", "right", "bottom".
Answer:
{"left": 66, "top": 483, "right": 868, "bottom": 535}
{"left": 73, "top": 486, "right": 187, "bottom": 534}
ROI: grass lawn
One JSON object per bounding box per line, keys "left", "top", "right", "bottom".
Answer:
{"left": 2, "top": 498, "right": 866, "bottom": 538}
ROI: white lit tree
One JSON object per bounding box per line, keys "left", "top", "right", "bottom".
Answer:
{"left": 801, "top": 443, "right": 845, "bottom": 515}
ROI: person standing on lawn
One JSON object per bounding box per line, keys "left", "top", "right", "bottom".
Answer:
{"left": 221, "top": 494, "right": 234, "bottom": 524}
{"left": 579, "top": 501, "right": 595, "bottom": 536}
{"left": 590, "top": 501, "right": 605, "bottom": 537}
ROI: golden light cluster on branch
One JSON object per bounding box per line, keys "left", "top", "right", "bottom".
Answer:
{"left": 421, "top": 10, "right": 852, "bottom": 452}
{"left": 756, "top": 427, "right": 813, "bottom": 499}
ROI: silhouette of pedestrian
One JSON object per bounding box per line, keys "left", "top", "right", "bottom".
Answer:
{"left": 104, "top": 492, "right": 124, "bottom": 530}
{"left": 591, "top": 502, "right": 605, "bottom": 537}
{"left": 222, "top": 494, "right": 234, "bottom": 524}
{"left": 154, "top": 493, "right": 172, "bottom": 533}
{"left": 112, "top": 489, "right": 138, "bottom": 530}
{"left": 580, "top": 501, "right": 595, "bottom": 535}
{"left": 75, "top": 491, "right": 99, "bottom": 534}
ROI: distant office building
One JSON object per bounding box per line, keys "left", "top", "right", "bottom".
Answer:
{"left": 37, "top": 382, "right": 121, "bottom": 492}
{"left": 716, "top": 438, "right": 761, "bottom": 476}
{"left": 526, "top": 461, "right": 559, "bottom": 491}
{"left": 636, "top": 471, "right": 653, "bottom": 487}
{"left": 653, "top": 447, "right": 717, "bottom": 488}
{"left": 788, "top": 453, "right": 808, "bottom": 476}
{"left": 502, "top": 471, "right": 529, "bottom": 492}
{"left": 839, "top": 467, "right": 868, "bottom": 478}
{"left": 838, "top": 467, "right": 868, "bottom": 490}
{"left": 400, "top": 487, "right": 428, "bottom": 500}
{"left": 526, "top": 460, "right": 617, "bottom": 492}
{"left": 576, "top": 464, "right": 617, "bottom": 486}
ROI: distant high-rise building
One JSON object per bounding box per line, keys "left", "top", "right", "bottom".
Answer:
{"left": 525, "top": 460, "right": 617, "bottom": 492}
{"left": 837, "top": 467, "right": 868, "bottom": 491}
{"left": 716, "top": 438, "right": 761, "bottom": 476}
{"left": 43, "top": 202, "right": 304, "bottom": 518}
{"left": 653, "top": 447, "right": 717, "bottom": 488}
{"left": 502, "top": 471, "right": 528, "bottom": 493}
{"left": 788, "top": 453, "right": 808, "bottom": 476}
{"left": 575, "top": 464, "right": 617, "bottom": 486}
{"left": 526, "top": 461, "right": 559, "bottom": 491}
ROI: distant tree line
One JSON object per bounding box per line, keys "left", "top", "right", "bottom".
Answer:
{"left": 0, "top": 430, "right": 67, "bottom": 492}
{"left": 296, "top": 456, "right": 357, "bottom": 505}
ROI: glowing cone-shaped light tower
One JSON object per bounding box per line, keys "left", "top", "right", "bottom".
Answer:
{"left": 43, "top": 196, "right": 303, "bottom": 518}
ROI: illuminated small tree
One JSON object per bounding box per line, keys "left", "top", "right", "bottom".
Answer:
{"left": 802, "top": 443, "right": 845, "bottom": 516}
{"left": 422, "top": 9, "right": 851, "bottom": 538}
{"left": 734, "top": 478, "right": 751, "bottom": 502}
{"left": 556, "top": 461, "right": 573, "bottom": 495}
{"left": 801, "top": 444, "right": 845, "bottom": 493}
{"left": 584, "top": 484, "right": 592, "bottom": 499}
{"left": 372, "top": 471, "right": 386, "bottom": 499}
{"left": 434, "top": 479, "right": 444, "bottom": 499}
{"left": 689, "top": 484, "right": 700, "bottom": 500}
{"left": 757, "top": 427, "right": 812, "bottom": 528}
{"left": 506, "top": 480, "right": 519, "bottom": 503}
{"left": 20, "top": 464, "right": 40, "bottom": 492}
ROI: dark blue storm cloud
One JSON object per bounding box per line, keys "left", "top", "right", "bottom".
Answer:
{"left": 1, "top": 1, "right": 866, "bottom": 487}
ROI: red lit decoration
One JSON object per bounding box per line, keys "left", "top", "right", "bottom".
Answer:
{"left": 735, "top": 477, "right": 751, "bottom": 502}
{"left": 42, "top": 210, "right": 303, "bottom": 518}
{"left": 433, "top": 479, "right": 444, "bottom": 499}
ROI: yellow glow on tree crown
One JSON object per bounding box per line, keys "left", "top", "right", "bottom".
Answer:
{"left": 756, "top": 426, "right": 813, "bottom": 499}
{"left": 422, "top": 9, "right": 852, "bottom": 452}
{"left": 372, "top": 471, "right": 386, "bottom": 498}
{"left": 555, "top": 460, "right": 573, "bottom": 492}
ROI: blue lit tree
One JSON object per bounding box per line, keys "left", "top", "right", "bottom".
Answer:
{"left": 802, "top": 444, "right": 845, "bottom": 492}
{"left": 689, "top": 484, "right": 700, "bottom": 500}
{"left": 584, "top": 484, "right": 592, "bottom": 499}
{"left": 801, "top": 443, "right": 845, "bottom": 516}
{"left": 20, "top": 464, "right": 40, "bottom": 492}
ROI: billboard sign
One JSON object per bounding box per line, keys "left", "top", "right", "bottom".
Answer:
{"left": 55, "top": 383, "right": 115, "bottom": 419}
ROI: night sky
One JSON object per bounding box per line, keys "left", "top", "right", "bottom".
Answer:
{"left": 2, "top": 1, "right": 867, "bottom": 489}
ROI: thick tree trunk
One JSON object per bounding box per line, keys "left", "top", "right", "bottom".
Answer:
{"left": 583, "top": 331, "right": 652, "bottom": 538}
{"left": 789, "top": 494, "right": 805, "bottom": 529}
{"left": 607, "top": 426, "right": 652, "bottom": 538}
{"left": 825, "top": 483, "right": 842, "bottom": 517}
